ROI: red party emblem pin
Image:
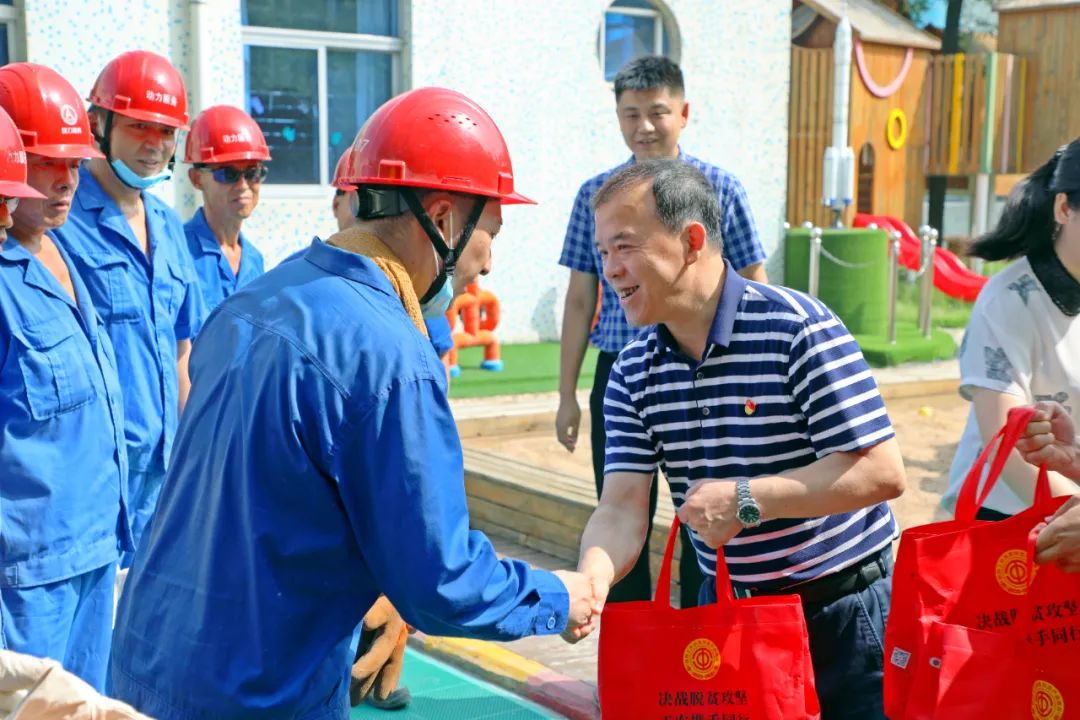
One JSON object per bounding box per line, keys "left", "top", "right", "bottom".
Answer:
{"left": 744, "top": 399, "right": 757, "bottom": 415}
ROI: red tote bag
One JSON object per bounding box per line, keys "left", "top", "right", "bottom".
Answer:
{"left": 901, "top": 535, "right": 1080, "bottom": 720}
{"left": 598, "top": 518, "right": 820, "bottom": 719}
{"left": 884, "top": 407, "right": 1075, "bottom": 719}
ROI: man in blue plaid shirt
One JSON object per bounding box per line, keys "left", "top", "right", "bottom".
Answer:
{"left": 556, "top": 56, "right": 767, "bottom": 606}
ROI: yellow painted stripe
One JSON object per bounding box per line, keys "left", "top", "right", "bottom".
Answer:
{"left": 948, "top": 54, "right": 965, "bottom": 175}
{"left": 417, "top": 635, "right": 547, "bottom": 684}
{"left": 1016, "top": 57, "right": 1026, "bottom": 171}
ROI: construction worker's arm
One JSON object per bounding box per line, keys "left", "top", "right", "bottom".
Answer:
{"left": 334, "top": 377, "right": 598, "bottom": 641}
{"left": 176, "top": 339, "right": 192, "bottom": 413}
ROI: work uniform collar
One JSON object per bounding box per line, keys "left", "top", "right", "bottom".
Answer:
{"left": 188, "top": 207, "right": 243, "bottom": 258}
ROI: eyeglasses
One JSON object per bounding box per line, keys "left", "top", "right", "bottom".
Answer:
{"left": 198, "top": 165, "right": 269, "bottom": 185}
{"left": 0, "top": 196, "right": 20, "bottom": 212}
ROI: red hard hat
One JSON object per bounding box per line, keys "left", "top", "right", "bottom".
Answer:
{"left": 88, "top": 50, "right": 190, "bottom": 130}
{"left": 184, "top": 105, "right": 270, "bottom": 164}
{"left": 0, "top": 63, "right": 104, "bottom": 160}
{"left": 340, "top": 87, "right": 533, "bottom": 204}
{"left": 0, "top": 107, "right": 46, "bottom": 199}
{"left": 332, "top": 146, "right": 355, "bottom": 190}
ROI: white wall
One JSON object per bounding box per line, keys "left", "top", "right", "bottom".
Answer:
{"left": 20, "top": 0, "right": 790, "bottom": 342}
{"left": 409, "top": 0, "right": 791, "bottom": 341}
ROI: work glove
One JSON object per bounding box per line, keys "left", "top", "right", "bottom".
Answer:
{"left": 350, "top": 595, "right": 409, "bottom": 706}
{"left": 0, "top": 650, "right": 151, "bottom": 719}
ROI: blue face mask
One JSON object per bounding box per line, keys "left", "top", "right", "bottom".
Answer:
{"left": 419, "top": 212, "right": 458, "bottom": 319}
{"left": 420, "top": 272, "right": 455, "bottom": 319}
{"left": 110, "top": 158, "right": 171, "bottom": 190}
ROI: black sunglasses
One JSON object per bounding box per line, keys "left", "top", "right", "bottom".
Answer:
{"left": 197, "top": 164, "right": 269, "bottom": 185}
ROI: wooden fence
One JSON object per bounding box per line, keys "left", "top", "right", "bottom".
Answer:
{"left": 787, "top": 46, "right": 835, "bottom": 228}
{"left": 926, "top": 52, "right": 1028, "bottom": 176}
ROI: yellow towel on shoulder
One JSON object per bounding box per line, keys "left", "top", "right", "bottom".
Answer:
{"left": 326, "top": 227, "right": 429, "bottom": 338}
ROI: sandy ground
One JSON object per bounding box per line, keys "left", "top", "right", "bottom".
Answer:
{"left": 464, "top": 391, "right": 970, "bottom": 531}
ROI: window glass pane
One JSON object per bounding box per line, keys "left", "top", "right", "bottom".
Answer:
{"left": 611, "top": 0, "right": 654, "bottom": 8}
{"left": 604, "top": 12, "right": 655, "bottom": 81}
{"left": 242, "top": 0, "right": 397, "bottom": 36}
{"left": 0, "top": 24, "right": 8, "bottom": 67}
{"left": 326, "top": 50, "right": 392, "bottom": 178}
{"left": 245, "top": 46, "right": 319, "bottom": 184}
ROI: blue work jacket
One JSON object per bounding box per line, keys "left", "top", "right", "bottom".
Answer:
{"left": 0, "top": 234, "right": 129, "bottom": 587}
{"left": 183, "top": 207, "right": 264, "bottom": 312}
{"left": 53, "top": 167, "right": 207, "bottom": 473}
{"left": 111, "top": 239, "right": 569, "bottom": 719}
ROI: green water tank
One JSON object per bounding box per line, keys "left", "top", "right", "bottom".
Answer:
{"left": 783, "top": 227, "right": 890, "bottom": 336}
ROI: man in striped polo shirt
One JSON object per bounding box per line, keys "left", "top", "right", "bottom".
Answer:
{"left": 575, "top": 159, "right": 906, "bottom": 717}
{"left": 557, "top": 55, "right": 767, "bottom": 607}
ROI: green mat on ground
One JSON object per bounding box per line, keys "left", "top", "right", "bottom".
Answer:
{"left": 855, "top": 324, "right": 957, "bottom": 367}
{"left": 350, "top": 648, "right": 560, "bottom": 719}
{"left": 448, "top": 343, "right": 599, "bottom": 399}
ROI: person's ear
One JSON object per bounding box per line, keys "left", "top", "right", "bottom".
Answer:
{"left": 1053, "top": 192, "right": 1073, "bottom": 226}
{"left": 188, "top": 167, "right": 202, "bottom": 191}
{"left": 685, "top": 222, "right": 706, "bottom": 261}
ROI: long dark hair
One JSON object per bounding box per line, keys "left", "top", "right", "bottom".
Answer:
{"left": 970, "top": 137, "right": 1080, "bottom": 261}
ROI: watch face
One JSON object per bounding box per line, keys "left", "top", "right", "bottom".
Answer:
{"left": 738, "top": 504, "right": 762, "bottom": 525}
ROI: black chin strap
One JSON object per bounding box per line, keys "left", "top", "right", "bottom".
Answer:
{"left": 398, "top": 189, "right": 487, "bottom": 304}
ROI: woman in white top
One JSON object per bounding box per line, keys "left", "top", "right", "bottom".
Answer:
{"left": 945, "top": 138, "right": 1080, "bottom": 519}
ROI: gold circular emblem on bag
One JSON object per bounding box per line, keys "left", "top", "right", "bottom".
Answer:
{"left": 995, "top": 549, "right": 1037, "bottom": 596}
{"left": 683, "top": 638, "right": 721, "bottom": 680}
{"left": 1032, "top": 680, "right": 1064, "bottom": 720}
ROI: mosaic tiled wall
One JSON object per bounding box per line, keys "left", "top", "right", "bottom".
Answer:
{"left": 20, "top": 0, "right": 790, "bottom": 342}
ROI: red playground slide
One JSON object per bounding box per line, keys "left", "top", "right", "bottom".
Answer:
{"left": 853, "top": 213, "right": 987, "bottom": 302}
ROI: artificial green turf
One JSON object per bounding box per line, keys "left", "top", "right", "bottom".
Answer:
{"left": 855, "top": 324, "right": 958, "bottom": 367}
{"left": 447, "top": 324, "right": 955, "bottom": 397}
{"left": 448, "top": 342, "right": 599, "bottom": 399}
{"left": 894, "top": 281, "right": 976, "bottom": 329}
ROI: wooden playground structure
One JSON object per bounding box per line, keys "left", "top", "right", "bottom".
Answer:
{"left": 788, "top": 0, "right": 1078, "bottom": 242}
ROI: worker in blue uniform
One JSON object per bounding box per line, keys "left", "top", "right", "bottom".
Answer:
{"left": 183, "top": 104, "right": 270, "bottom": 312}
{"left": 51, "top": 51, "right": 207, "bottom": 576}
{"left": 110, "top": 88, "right": 601, "bottom": 719}
{"left": 0, "top": 63, "right": 128, "bottom": 693}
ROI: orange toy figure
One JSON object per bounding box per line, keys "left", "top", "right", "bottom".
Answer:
{"left": 445, "top": 282, "right": 502, "bottom": 378}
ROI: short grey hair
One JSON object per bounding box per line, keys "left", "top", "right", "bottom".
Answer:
{"left": 592, "top": 159, "right": 723, "bottom": 251}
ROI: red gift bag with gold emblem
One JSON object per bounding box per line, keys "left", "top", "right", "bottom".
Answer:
{"left": 884, "top": 407, "right": 1077, "bottom": 719}
{"left": 899, "top": 534, "right": 1080, "bottom": 720}
{"left": 598, "top": 518, "right": 820, "bottom": 719}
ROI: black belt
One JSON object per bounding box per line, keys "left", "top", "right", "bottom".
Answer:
{"left": 737, "top": 549, "right": 890, "bottom": 606}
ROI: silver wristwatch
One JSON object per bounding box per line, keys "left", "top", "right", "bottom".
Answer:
{"left": 735, "top": 477, "right": 762, "bottom": 528}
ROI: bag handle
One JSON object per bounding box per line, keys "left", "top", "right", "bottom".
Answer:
{"left": 955, "top": 407, "right": 1050, "bottom": 521}
{"left": 655, "top": 518, "right": 735, "bottom": 608}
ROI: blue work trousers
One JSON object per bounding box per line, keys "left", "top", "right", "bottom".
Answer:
{"left": 0, "top": 562, "right": 117, "bottom": 692}
{"left": 121, "top": 468, "right": 165, "bottom": 569}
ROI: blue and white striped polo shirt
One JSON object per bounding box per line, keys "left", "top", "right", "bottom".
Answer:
{"left": 604, "top": 263, "right": 898, "bottom": 590}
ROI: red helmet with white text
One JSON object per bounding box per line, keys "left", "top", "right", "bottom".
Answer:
{"left": 184, "top": 105, "right": 270, "bottom": 164}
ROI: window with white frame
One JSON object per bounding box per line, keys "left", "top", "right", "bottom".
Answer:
{"left": 599, "top": 0, "right": 679, "bottom": 82}
{"left": 241, "top": 0, "right": 402, "bottom": 186}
